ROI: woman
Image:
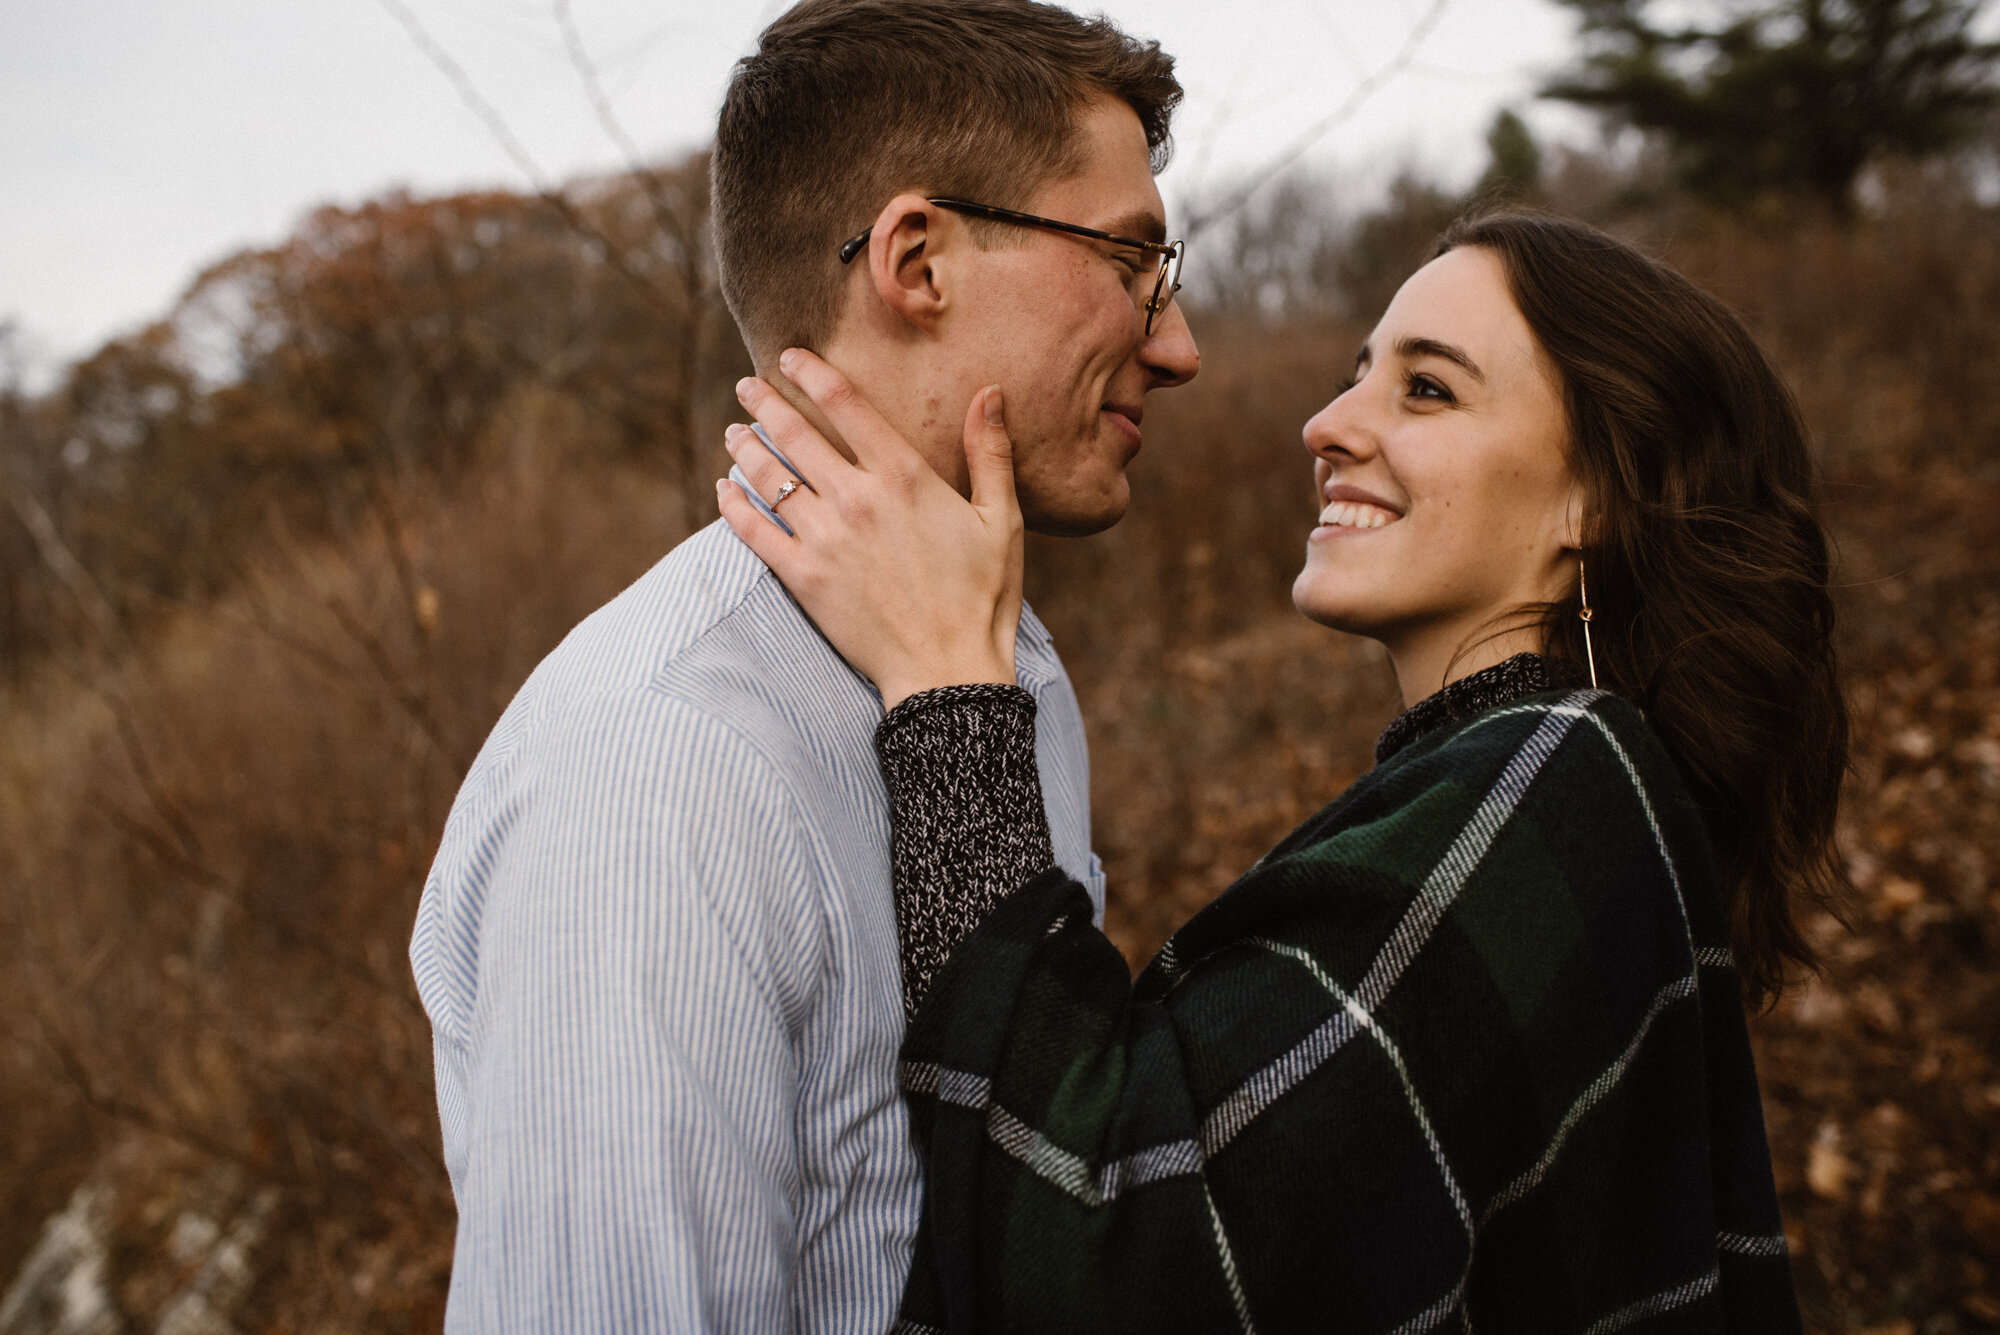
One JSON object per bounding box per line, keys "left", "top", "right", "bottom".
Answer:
{"left": 718, "top": 212, "right": 1842, "bottom": 1333}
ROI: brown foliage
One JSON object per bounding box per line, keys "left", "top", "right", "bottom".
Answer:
{"left": 2, "top": 162, "right": 1997, "bottom": 1332}
{"left": 1, "top": 462, "right": 690, "bottom": 1328}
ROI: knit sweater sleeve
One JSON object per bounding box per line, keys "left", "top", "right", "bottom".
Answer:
{"left": 873, "top": 683, "right": 1058, "bottom": 1017}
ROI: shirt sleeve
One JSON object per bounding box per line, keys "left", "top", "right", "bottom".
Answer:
{"left": 874, "top": 684, "right": 1057, "bottom": 1017}
{"left": 417, "top": 689, "right": 835, "bottom": 1334}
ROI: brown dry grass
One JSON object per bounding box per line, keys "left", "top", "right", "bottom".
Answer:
{"left": 1, "top": 460, "right": 690, "bottom": 1330}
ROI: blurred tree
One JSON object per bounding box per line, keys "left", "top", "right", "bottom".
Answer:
{"left": 1335, "top": 174, "right": 1466, "bottom": 321}
{"left": 0, "top": 155, "right": 744, "bottom": 682}
{"left": 1543, "top": 0, "right": 2000, "bottom": 213}
{"left": 1185, "top": 174, "right": 1349, "bottom": 324}
{"left": 1475, "top": 108, "right": 1546, "bottom": 201}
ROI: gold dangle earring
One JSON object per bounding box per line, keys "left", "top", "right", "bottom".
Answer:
{"left": 1578, "top": 558, "right": 1600, "bottom": 690}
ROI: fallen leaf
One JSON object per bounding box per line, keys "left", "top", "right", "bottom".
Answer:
{"left": 1808, "top": 1124, "right": 1856, "bottom": 1202}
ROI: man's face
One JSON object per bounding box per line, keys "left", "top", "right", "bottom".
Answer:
{"left": 950, "top": 96, "right": 1201, "bottom": 536}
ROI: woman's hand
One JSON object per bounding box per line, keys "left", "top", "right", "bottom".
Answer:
{"left": 715, "top": 347, "right": 1025, "bottom": 711}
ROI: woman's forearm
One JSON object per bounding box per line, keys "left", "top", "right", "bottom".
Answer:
{"left": 874, "top": 683, "right": 1057, "bottom": 1015}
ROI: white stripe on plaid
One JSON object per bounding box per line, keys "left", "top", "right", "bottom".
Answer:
{"left": 940, "top": 1067, "right": 992, "bottom": 1110}
{"left": 1201, "top": 1180, "right": 1258, "bottom": 1335}
{"left": 1204, "top": 704, "right": 1586, "bottom": 1157}
{"left": 1358, "top": 704, "right": 1586, "bottom": 1011}
{"left": 1203, "top": 1008, "right": 1364, "bottom": 1154}
{"left": 1717, "top": 1230, "right": 1788, "bottom": 1258}
{"left": 1481, "top": 973, "right": 1700, "bottom": 1225}
{"left": 989, "top": 1102, "right": 1101, "bottom": 1201}
{"left": 1253, "top": 940, "right": 1474, "bottom": 1238}
{"left": 1570, "top": 710, "right": 1701, "bottom": 968}
{"left": 907, "top": 1057, "right": 1211, "bottom": 1207}
{"left": 1443, "top": 704, "right": 1705, "bottom": 993}
{"left": 1581, "top": 1266, "right": 1720, "bottom": 1335}
{"left": 904, "top": 1071, "right": 1255, "bottom": 1323}
{"left": 1100, "top": 1140, "right": 1204, "bottom": 1199}
{"left": 1385, "top": 1278, "right": 1466, "bottom": 1335}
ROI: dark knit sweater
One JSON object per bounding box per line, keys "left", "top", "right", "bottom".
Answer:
{"left": 872, "top": 660, "right": 1801, "bottom": 1334}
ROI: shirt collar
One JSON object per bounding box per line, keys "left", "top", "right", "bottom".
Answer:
{"left": 1014, "top": 601, "right": 1058, "bottom": 691}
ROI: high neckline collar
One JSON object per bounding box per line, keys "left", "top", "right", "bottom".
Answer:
{"left": 1375, "top": 653, "right": 1578, "bottom": 764}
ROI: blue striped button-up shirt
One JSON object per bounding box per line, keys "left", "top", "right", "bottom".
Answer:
{"left": 410, "top": 521, "right": 1103, "bottom": 1332}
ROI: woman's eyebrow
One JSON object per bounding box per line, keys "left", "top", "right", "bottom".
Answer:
{"left": 1395, "top": 335, "right": 1487, "bottom": 383}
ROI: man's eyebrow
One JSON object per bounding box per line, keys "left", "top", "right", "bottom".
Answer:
{"left": 1395, "top": 335, "right": 1487, "bottom": 383}
{"left": 1100, "top": 210, "right": 1167, "bottom": 244}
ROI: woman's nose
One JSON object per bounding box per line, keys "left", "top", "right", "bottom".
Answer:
{"left": 1302, "top": 386, "right": 1372, "bottom": 461}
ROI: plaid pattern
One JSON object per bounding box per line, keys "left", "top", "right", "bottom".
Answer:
{"left": 895, "top": 691, "right": 1801, "bottom": 1334}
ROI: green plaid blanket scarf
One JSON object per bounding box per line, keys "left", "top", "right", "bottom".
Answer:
{"left": 894, "top": 690, "right": 1801, "bottom": 1333}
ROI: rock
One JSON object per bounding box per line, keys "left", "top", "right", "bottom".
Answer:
{"left": 0, "top": 1147, "right": 277, "bottom": 1335}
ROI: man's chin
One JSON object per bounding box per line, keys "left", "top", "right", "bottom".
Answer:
{"left": 1020, "top": 480, "right": 1130, "bottom": 538}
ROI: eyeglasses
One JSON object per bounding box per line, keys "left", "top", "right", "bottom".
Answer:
{"left": 838, "top": 196, "right": 1187, "bottom": 337}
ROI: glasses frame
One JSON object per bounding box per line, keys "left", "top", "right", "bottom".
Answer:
{"left": 838, "top": 196, "right": 1186, "bottom": 336}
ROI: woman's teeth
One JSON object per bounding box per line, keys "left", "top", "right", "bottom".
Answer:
{"left": 1318, "top": 501, "right": 1398, "bottom": 529}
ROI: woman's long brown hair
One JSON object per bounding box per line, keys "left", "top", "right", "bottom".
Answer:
{"left": 1438, "top": 212, "right": 1851, "bottom": 1006}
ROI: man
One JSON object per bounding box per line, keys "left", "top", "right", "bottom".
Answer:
{"left": 410, "top": 0, "right": 1199, "bottom": 1328}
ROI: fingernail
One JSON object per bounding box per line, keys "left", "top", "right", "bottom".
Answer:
{"left": 715, "top": 478, "right": 730, "bottom": 496}
{"left": 735, "top": 378, "right": 757, "bottom": 401}
{"left": 724, "top": 423, "right": 750, "bottom": 443}
{"left": 983, "top": 386, "right": 1004, "bottom": 425}
{"left": 778, "top": 348, "right": 800, "bottom": 374}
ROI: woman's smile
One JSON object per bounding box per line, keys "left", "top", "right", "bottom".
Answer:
{"left": 1312, "top": 482, "right": 1404, "bottom": 535}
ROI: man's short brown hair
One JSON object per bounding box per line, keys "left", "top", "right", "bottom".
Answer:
{"left": 712, "top": 0, "right": 1181, "bottom": 359}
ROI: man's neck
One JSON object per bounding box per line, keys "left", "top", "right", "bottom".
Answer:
{"left": 766, "top": 341, "right": 976, "bottom": 498}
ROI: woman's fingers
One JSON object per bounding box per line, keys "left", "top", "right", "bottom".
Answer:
{"left": 771, "top": 347, "right": 926, "bottom": 474}
{"left": 716, "top": 476, "right": 801, "bottom": 571}
{"left": 724, "top": 423, "right": 802, "bottom": 502}
{"left": 720, "top": 426, "right": 806, "bottom": 530}
{"left": 962, "top": 386, "right": 1021, "bottom": 523}
{"left": 731, "top": 374, "right": 852, "bottom": 490}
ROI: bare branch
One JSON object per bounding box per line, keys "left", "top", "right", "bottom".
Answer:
{"left": 0, "top": 473, "right": 124, "bottom": 649}
{"left": 1186, "top": 0, "right": 1453, "bottom": 239}
{"left": 35, "top": 1007, "right": 263, "bottom": 1174}
{"left": 373, "top": 0, "right": 682, "bottom": 318}
{"left": 376, "top": 0, "right": 553, "bottom": 193}
{"left": 550, "top": 0, "right": 692, "bottom": 245}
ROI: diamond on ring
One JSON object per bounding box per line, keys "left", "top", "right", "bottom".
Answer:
{"left": 770, "top": 480, "right": 799, "bottom": 510}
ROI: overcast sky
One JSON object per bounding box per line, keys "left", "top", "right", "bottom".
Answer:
{"left": 2, "top": 0, "right": 1595, "bottom": 384}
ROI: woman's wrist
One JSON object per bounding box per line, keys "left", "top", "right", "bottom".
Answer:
{"left": 875, "top": 644, "right": 1017, "bottom": 712}
{"left": 878, "top": 661, "right": 1016, "bottom": 712}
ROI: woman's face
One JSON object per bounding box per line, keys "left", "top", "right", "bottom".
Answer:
{"left": 1291, "top": 246, "right": 1577, "bottom": 689}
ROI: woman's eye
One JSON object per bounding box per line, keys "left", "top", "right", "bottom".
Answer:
{"left": 1407, "top": 373, "right": 1454, "bottom": 403}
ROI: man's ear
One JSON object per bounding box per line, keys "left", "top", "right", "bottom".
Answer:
{"left": 863, "top": 193, "right": 951, "bottom": 332}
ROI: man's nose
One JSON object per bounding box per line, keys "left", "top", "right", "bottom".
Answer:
{"left": 1140, "top": 301, "right": 1200, "bottom": 388}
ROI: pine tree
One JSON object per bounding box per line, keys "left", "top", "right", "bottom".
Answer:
{"left": 1543, "top": 0, "right": 2000, "bottom": 212}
